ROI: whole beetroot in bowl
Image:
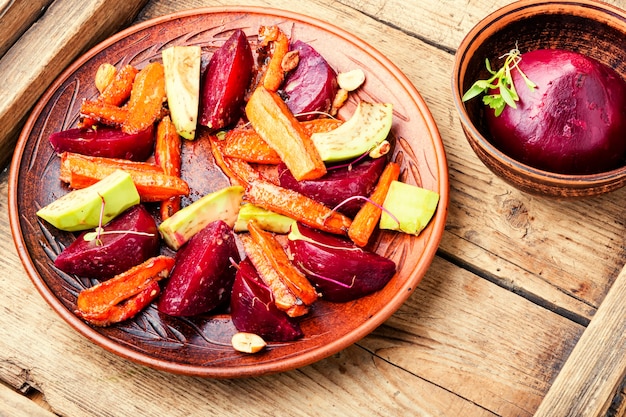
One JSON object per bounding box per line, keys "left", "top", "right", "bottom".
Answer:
{"left": 485, "top": 48, "right": 626, "bottom": 175}
{"left": 452, "top": 0, "right": 626, "bottom": 197}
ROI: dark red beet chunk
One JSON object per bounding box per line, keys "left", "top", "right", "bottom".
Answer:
{"left": 54, "top": 205, "right": 159, "bottom": 279}
{"left": 49, "top": 125, "right": 154, "bottom": 161}
{"left": 287, "top": 223, "right": 396, "bottom": 302}
{"left": 277, "top": 156, "right": 387, "bottom": 216}
{"left": 199, "top": 29, "right": 254, "bottom": 130}
{"left": 158, "top": 220, "right": 240, "bottom": 317}
{"left": 230, "top": 258, "right": 303, "bottom": 342}
{"left": 281, "top": 40, "right": 338, "bottom": 120}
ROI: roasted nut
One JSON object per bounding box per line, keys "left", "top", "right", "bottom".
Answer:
{"left": 231, "top": 332, "right": 267, "bottom": 353}
{"left": 330, "top": 88, "right": 349, "bottom": 116}
{"left": 337, "top": 68, "right": 365, "bottom": 92}
{"left": 281, "top": 50, "right": 300, "bottom": 73}
{"left": 369, "top": 140, "right": 391, "bottom": 159}
{"left": 95, "top": 63, "right": 117, "bottom": 94}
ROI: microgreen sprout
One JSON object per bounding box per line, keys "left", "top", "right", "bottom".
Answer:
{"left": 296, "top": 262, "right": 356, "bottom": 289}
{"left": 326, "top": 141, "right": 390, "bottom": 172}
{"left": 462, "top": 47, "right": 537, "bottom": 116}
{"left": 324, "top": 195, "right": 401, "bottom": 227}
{"left": 83, "top": 195, "right": 154, "bottom": 244}
{"left": 294, "top": 110, "right": 339, "bottom": 120}
{"left": 83, "top": 229, "right": 156, "bottom": 243}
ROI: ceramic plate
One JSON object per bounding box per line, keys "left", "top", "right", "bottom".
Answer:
{"left": 9, "top": 7, "right": 448, "bottom": 378}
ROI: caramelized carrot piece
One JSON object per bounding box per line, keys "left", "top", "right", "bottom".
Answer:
{"left": 245, "top": 86, "right": 326, "bottom": 181}
{"left": 302, "top": 118, "right": 343, "bottom": 135}
{"left": 208, "top": 135, "right": 265, "bottom": 186}
{"left": 59, "top": 152, "right": 189, "bottom": 202}
{"left": 80, "top": 64, "right": 139, "bottom": 128}
{"left": 155, "top": 116, "right": 182, "bottom": 219}
{"left": 258, "top": 25, "right": 290, "bottom": 92}
{"left": 223, "top": 119, "right": 343, "bottom": 164}
{"left": 248, "top": 220, "right": 318, "bottom": 305}
{"left": 99, "top": 64, "right": 139, "bottom": 106}
{"left": 245, "top": 180, "right": 351, "bottom": 236}
{"left": 223, "top": 127, "right": 281, "bottom": 164}
{"left": 75, "top": 256, "right": 174, "bottom": 327}
{"left": 76, "top": 280, "right": 160, "bottom": 327}
{"left": 123, "top": 62, "right": 166, "bottom": 135}
{"left": 80, "top": 100, "right": 128, "bottom": 127}
{"left": 348, "top": 161, "right": 401, "bottom": 247}
{"left": 240, "top": 234, "right": 309, "bottom": 317}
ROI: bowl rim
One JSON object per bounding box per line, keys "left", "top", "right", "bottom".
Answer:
{"left": 452, "top": 0, "right": 626, "bottom": 186}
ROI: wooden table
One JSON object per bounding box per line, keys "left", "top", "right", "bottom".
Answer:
{"left": 2, "top": 0, "right": 626, "bottom": 415}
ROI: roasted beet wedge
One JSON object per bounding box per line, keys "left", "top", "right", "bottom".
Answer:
{"left": 49, "top": 125, "right": 154, "bottom": 161}
{"left": 158, "top": 220, "right": 240, "bottom": 317}
{"left": 230, "top": 258, "right": 303, "bottom": 342}
{"left": 287, "top": 223, "right": 396, "bottom": 302}
{"left": 281, "top": 40, "right": 338, "bottom": 120}
{"left": 277, "top": 156, "right": 387, "bottom": 216}
{"left": 199, "top": 29, "right": 254, "bottom": 130}
{"left": 54, "top": 205, "right": 160, "bottom": 279}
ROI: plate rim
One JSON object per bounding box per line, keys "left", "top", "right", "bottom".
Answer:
{"left": 8, "top": 6, "right": 449, "bottom": 378}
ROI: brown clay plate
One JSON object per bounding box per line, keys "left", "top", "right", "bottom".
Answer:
{"left": 8, "top": 7, "right": 448, "bottom": 378}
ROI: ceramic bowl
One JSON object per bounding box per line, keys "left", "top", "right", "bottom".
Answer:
{"left": 452, "top": 0, "right": 626, "bottom": 197}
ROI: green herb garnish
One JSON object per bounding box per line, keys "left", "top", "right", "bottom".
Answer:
{"left": 462, "top": 48, "right": 536, "bottom": 116}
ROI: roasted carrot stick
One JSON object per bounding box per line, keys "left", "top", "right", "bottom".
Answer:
{"left": 80, "top": 100, "right": 128, "bottom": 127}
{"left": 123, "top": 62, "right": 166, "bottom": 135}
{"left": 80, "top": 64, "right": 138, "bottom": 128}
{"left": 245, "top": 86, "right": 326, "bottom": 181}
{"left": 223, "top": 118, "right": 343, "bottom": 164}
{"left": 75, "top": 256, "right": 174, "bottom": 326}
{"left": 76, "top": 280, "right": 161, "bottom": 327}
{"left": 208, "top": 135, "right": 265, "bottom": 186}
{"left": 248, "top": 220, "right": 318, "bottom": 305}
{"left": 301, "top": 118, "right": 343, "bottom": 135}
{"left": 348, "top": 161, "right": 401, "bottom": 247}
{"left": 245, "top": 180, "right": 352, "bottom": 236}
{"left": 59, "top": 152, "right": 189, "bottom": 202}
{"left": 223, "top": 127, "right": 281, "bottom": 164}
{"left": 240, "top": 234, "right": 309, "bottom": 317}
{"left": 99, "top": 64, "right": 139, "bottom": 106}
{"left": 258, "top": 25, "right": 290, "bottom": 92}
{"left": 155, "top": 116, "right": 182, "bottom": 219}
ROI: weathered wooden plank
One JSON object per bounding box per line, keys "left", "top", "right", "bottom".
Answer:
{"left": 364, "top": 257, "right": 583, "bottom": 416}
{"left": 0, "top": 383, "right": 56, "bottom": 417}
{"left": 0, "top": 0, "right": 53, "bottom": 58}
{"left": 337, "top": 0, "right": 626, "bottom": 53}
{"left": 534, "top": 264, "right": 626, "bottom": 416}
{"left": 0, "top": 0, "right": 148, "bottom": 169}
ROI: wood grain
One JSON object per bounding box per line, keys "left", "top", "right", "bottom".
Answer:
{"left": 0, "top": 0, "right": 148, "bottom": 169}
{"left": 0, "top": 0, "right": 53, "bottom": 58}
{"left": 2, "top": 0, "right": 626, "bottom": 415}
{"left": 534, "top": 264, "right": 626, "bottom": 416}
{"left": 0, "top": 383, "right": 56, "bottom": 417}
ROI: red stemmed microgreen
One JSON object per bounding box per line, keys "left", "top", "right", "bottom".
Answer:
{"left": 295, "top": 262, "right": 356, "bottom": 289}
{"left": 462, "top": 47, "right": 536, "bottom": 116}
{"left": 323, "top": 195, "right": 401, "bottom": 226}
{"left": 83, "top": 195, "right": 154, "bottom": 245}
